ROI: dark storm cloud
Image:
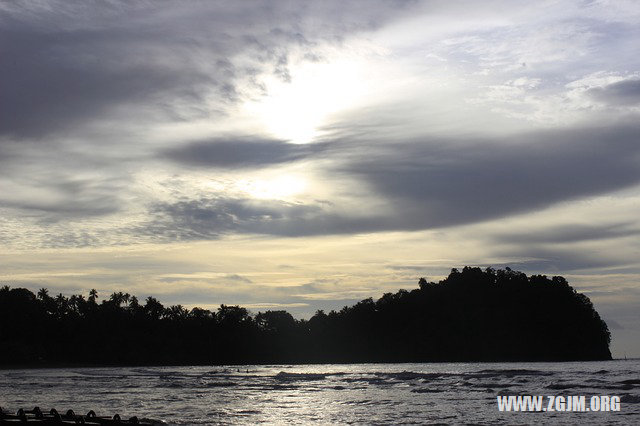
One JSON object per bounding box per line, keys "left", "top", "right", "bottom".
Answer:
{"left": 162, "top": 139, "right": 329, "bottom": 168}
{"left": 0, "top": 0, "right": 413, "bottom": 139}
{"left": 0, "top": 13, "right": 214, "bottom": 138}
{"left": 588, "top": 78, "right": 640, "bottom": 106}
{"left": 141, "top": 198, "right": 320, "bottom": 240}
{"left": 145, "top": 124, "right": 640, "bottom": 240}
{"left": 339, "top": 124, "right": 640, "bottom": 230}
{"left": 140, "top": 196, "right": 389, "bottom": 240}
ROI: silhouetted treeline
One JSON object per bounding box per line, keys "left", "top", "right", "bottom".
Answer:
{"left": 0, "top": 267, "right": 611, "bottom": 366}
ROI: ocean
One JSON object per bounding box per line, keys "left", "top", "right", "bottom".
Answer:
{"left": 1, "top": 360, "right": 639, "bottom": 424}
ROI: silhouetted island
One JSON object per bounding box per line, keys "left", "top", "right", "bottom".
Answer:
{"left": 0, "top": 267, "right": 611, "bottom": 366}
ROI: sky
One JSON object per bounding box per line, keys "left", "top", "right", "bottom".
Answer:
{"left": 1, "top": 0, "right": 639, "bottom": 357}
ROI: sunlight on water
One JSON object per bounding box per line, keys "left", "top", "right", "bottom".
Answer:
{"left": 1, "top": 361, "right": 639, "bottom": 424}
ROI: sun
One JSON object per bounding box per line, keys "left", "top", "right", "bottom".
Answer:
{"left": 244, "top": 56, "right": 368, "bottom": 144}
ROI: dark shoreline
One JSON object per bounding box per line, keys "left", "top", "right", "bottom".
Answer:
{"left": 1, "top": 267, "right": 613, "bottom": 367}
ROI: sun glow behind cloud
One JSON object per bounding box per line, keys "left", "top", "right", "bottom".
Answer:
{"left": 244, "top": 56, "right": 370, "bottom": 144}
{"left": 238, "top": 174, "right": 308, "bottom": 200}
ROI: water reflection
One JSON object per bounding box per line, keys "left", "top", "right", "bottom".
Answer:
{"left": 1, "top": 362, "right": 638, "bottom": 424}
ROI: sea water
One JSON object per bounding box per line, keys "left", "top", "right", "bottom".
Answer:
{"left": 1, "top": 360, "right": 639, "bottom": 424}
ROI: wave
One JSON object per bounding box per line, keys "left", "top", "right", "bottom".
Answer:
{"left": 205, "top": 381, "right": 238, "bottom": 387}
{"left": 620, "top": 394, "right": 640, "bottom": 404}
{"left": 411, "top": 388, "right": 444, "bottom": 393}
{"left": 546, "top": 383, "right": 591, "bottom": 390}
{"left": 374, "top": 371, "right": 444, "bottom": 382}
{"left": 274, "top": 372, "right": 327, "bottom": 381}
{"left": 468, "top": 369, "right": 554, "bottom": 378}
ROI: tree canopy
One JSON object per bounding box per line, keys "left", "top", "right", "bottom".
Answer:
{"left": 0, "top": 267, "right": 612, "bottom": 366}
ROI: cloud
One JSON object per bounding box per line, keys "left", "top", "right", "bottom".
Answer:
{"left": 2, "top": 1, "right": 640, "bottom": 251}
{"left": 139, "top": 195, "right": 390, "bottom": 240}
{"left": 224, "top": 274, "right": 253, "bottom": 284}
{"left": 142, "top": 123, "right": 640, "bottom": 240}
{"left": 339, "top": 124, "right": 640, "bottom": 230}
{"left": 492, "top": 222, "right": 640, "bottom": 245}
{"left": 4, "top": 121, "right": 638, "bottom": 248}
{"left": 603, "top": 318, "right": 624, "bottom": 330}
{"left": 0, "top": 140, "right": 132, "bottom": 223}
{"left": 0, "top": 176, "right": 123, "bottom": 220}
{"left": 161, "top": 138, "right": 328, "bottom": 168}
{"left": 0, "top": 16, "right": 214, "bottom": 138}
{"left": 588, "top": 78, "right": 640, "bottom": 106}
{"left": 140, "top": 197, "right": 321, "bottom": 240}
{"left": 0, "top": 0, "right": 413, "bottom": 139}
{"left": 496, "top": 253, "right": 630, "bottom": 274}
